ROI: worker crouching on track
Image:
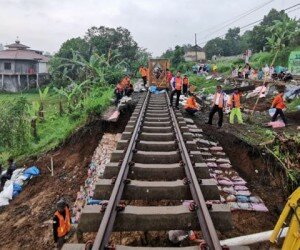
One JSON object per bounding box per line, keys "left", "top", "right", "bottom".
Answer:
{"left": 53, "top": 199, "right": 71, "bottom": 249}
{"left": 206, "top": 85, "right": 225, "bottom": 128}
{"left": 184, "top": 93, "right": 200, "bottom": 116}
{"left": 228, "top": 88, "right": 243, "bottom": 124}
{"left": 170, "top": 71, "right": 183, "bottom": 109}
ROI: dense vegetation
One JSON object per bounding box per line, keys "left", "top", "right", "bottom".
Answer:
{"left": 0, "top": 26, "right": 149, "bottom": 164}
{"left": 161, "top": 9, "right": 299, "bottom": 60}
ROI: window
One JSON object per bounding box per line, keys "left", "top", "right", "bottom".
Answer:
{"left": 4, "top": 62, "right": 11, "bottom": 70}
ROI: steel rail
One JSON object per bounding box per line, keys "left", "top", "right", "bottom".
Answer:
{"left": 92, "top": 91, "right": 150, "bottom": 250}
{"left": 167, "top": 92, "right": 222, "bottom": 250}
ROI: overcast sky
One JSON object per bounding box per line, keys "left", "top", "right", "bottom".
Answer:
{"left": 0, "top": 0, "right": 299, "bottom": 56}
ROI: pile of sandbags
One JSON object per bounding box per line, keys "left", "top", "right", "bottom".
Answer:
{"left": 0, "top": 166, "right": 40, "bottom": 207}
{"left": 72, "top": 133, "right": 121, "bottom": 223}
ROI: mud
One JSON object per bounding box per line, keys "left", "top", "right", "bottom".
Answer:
{"left": 0, "top": 105, "right": 134, "bottom": 249}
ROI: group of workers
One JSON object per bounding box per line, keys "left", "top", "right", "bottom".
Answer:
{"left": 114, "top": 75, "right": 134, "bottom": 106}
{"left": 153, "top": 68, "right": 287, "bottom": 128}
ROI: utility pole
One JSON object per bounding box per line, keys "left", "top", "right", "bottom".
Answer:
{"left": 195, "top": 33, "right": 198, "bottom": 62}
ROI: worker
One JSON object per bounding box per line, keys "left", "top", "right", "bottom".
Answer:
{"left": 114, "top": 83, "right": 124, "bottom": 106}
{"left": 212, "top": 64, "right": 218, "bottom": 75}
{"left": 206, "top": 85, "right": 225, "bottom": 128}
{"left": 228, "top": 88, "right": 243, "bottom": 124}
{"left": 166, "top": 68, "right": 173, "bottom": 91}
{"left": 139, "top": 65, "right": 148, "bottom": 87}
{"left": 170, "top": 71, "right": 183, "bottom": 109}
{"left": 184, "top": 93, "right": 200, "bottom": 115}
{"left": 271, "top": 90, "right": 287, "bottom": 125}
{"left": 0, "top": 157, "right": 16, "bottom": 188}
{"left": 121, "top": 75, "right": 131, "bottom": 89}
{"left": 182, "top": 74, "right": 189, "bottom": 96}
{"left": 53, "top": 199, "right": 71, "bottom": 249}
{"left": 125, "top": 82, "right": 133, "bottom": 97}
{"left": 121, "top": 75, "right": 133, "bottom": 97}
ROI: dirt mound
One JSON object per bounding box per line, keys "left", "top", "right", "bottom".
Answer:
{"left": 0, "top": 108, "right": 132, "bottom": 249}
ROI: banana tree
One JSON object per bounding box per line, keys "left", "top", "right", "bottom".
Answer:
{"left": 38, "top": 86, "right": 49, "bottom": 120}
{"left": 251, "top": 17, "right": 299, "bottom": 115}
{"left": 27, "top": 101, "right": 40, "bottom": 141}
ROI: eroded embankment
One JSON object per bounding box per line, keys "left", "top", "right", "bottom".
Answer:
{"left": 0, "top": 104, "right": 134, "bottom": 250}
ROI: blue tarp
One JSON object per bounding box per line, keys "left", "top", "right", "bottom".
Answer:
{"left": 149, "top": 86, "right": 166, "bottom": 94}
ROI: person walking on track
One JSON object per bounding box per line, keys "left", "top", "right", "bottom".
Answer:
{"left": 206, "top": 85, "right": 225, "bottom": 128}
{"left": 170, "top": 71, "right": 183, "bottom": 109}
{"left": 139, "top": 65, "right": 148, "bottom": 87}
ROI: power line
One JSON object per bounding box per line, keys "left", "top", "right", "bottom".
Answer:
{"left": 202, "top": 0, "right": 274, "bottom": 39}
{"left": 196, "top": 0, "right": 274, "bottom": 35}
{"left": 198, "top": 3, "right": 300, "bottom": 46}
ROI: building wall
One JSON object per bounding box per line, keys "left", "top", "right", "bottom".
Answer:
{"left": 184, "top": 51, "right": 206, "bottom": 62}
{"left": 38, "top": 62, "right": 48, "bottom": 73}
{"left": 0, "top": 60, "right": 15, "bottom": 74}
{"left": 0, "top": 74, "right": 49, "bottom": 92}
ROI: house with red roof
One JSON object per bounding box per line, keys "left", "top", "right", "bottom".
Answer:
{"left": 0, "top": 40, "right": 50, "bottom": 92}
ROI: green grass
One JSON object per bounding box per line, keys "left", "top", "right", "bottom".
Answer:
{"left": 287, "top": 98, "right": 300, "bottom": 112}
{"left": 0, "top": 87, "right": 113, "bottom": 163}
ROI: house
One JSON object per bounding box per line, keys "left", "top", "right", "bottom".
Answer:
{"left": 0, "top": 40, "right": 50, "bottom": 92}
{"left": 184, "top": 45, "right": 206, "bottom": 62}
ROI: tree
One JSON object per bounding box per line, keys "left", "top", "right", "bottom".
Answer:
{"left": 204, "top": 37, "right": 225, "bottom": 59}
{"left": 171, "top": 45, "right": 185, "bottom": 68}
{"left": 249, "top": 9, "right": 289, "bottom": 52}
{"left": 56, "top": 37, "right": 89, "bottom": 60}
{"left": 85, "top": 26, "right": 139, "bottom": 71}
{"left": 224, "top": 27, "right": 241, "bottom": 56}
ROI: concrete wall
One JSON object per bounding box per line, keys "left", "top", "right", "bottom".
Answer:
{"left": 184, "top": 51, "right": 206, "bottom": 62}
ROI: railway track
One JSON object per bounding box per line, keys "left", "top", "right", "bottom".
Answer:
{"left": 63, "top": 92, "right": 232, "bottom": 250}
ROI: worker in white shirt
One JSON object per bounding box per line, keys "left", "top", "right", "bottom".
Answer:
{"left": 206, "top": 85, "right": 225, "bottom": 128}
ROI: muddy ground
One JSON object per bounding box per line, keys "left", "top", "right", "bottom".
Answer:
{"left": 0, "top": 103, "right": 134, "bottom": 249}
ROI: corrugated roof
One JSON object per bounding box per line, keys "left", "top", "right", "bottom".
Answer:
{"left": 5, "top": 40, "right": 30, "bottom": 50}
{"left": 0, "top": 49, "right": 49, "bottom": 62}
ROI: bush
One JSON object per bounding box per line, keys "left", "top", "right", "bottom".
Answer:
{"left": 0, "top": 98, "right": 31, "bottom": 156}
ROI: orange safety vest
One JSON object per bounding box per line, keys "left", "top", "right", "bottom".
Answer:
{"left": 139, "top": 67, "right": 148, "bottom": 77}
{"left": 184, "top": 97, "right": 197, "bottom": 109}
{"left": 228, "top": 93, "right": 241, "bottom": 108}
{"left": 54, "top": 208, "right": 71, "bottom": 238}
{"left": 272, "top": 94, "right": 286, "bottom": 109}
{"left": 183, "top": 77, "right": 189, "bottom": 85}
{"left": 175, "top": 77, "right": 183, "bottom": 90}
{"left": 213, "top": 92, "right": 224, "bottom": 108}
{"left": 121, "top": 77, "right": 130, "bottom": 88}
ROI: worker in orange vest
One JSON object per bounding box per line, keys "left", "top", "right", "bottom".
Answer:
{"left": 271, "top": 90, "right": 287, "bottom": 124}
{"left": 206, "top": 85, "right": 225, "bottom": 128}
{"left": 53, "top": 199, "right": 71, "bottom": 249}
{"left": 184, "top": 93, "right": 200, "bottom": 115}
{"left": 114, "top": 83, "right": 124, "bottom": 106}
{"left": 170, "top": 71, "right": 183, "bottom": 109}
{"left": 139, "top": 65, "right": 148, "bottom": 86}
{"left": 166, "top": 68, "right": 173, "bottom": 91}
{"left": 182, "top": 74, "right": 189, "bottom": 96}
{"left": 228, "top": 88, "right": 243, "bottom": 124}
